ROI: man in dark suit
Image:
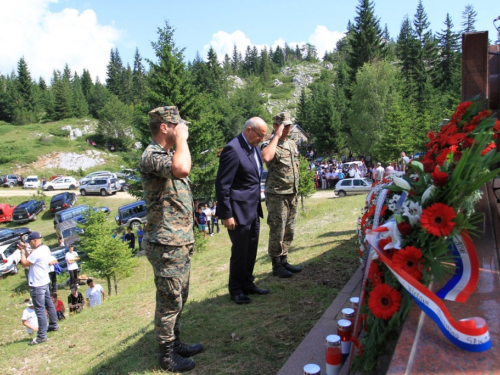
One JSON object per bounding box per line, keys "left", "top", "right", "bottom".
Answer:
{"left": 215, "top": 117, "right": 271, "bottom": 304}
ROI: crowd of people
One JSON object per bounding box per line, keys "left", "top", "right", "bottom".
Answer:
{"left": 18, "top": 232, "right": 106, "bottom": 345}
{"left": 309, "top": 151, "right": 411, "bottom": 189}
{"left": 112, "top": 225, "right": 144, "bottom": 251}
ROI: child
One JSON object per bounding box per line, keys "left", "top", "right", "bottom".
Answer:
{"left": 51, "top": 292, "right": 66, "bottom": 320}
{"left": 195, "top": 207, "right": 208, "bottom": 239}
{"left": 21, "top": 299, "right": 38, "bottom": 336}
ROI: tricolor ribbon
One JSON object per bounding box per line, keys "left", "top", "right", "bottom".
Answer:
{"left": 365, "top": 227, "right": 491, "bottom": 352}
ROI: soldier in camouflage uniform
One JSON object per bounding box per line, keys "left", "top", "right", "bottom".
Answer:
{"left": 140, "top": 106, "right": 202, "bottom": 373}
{"left": 261, "top": 112, "right": 303, "bottom": 278}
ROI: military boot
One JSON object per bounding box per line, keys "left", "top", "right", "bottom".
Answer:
{"left": 158, "top": 342, "right": 195, "bottom": 372}
{"left": 272, "top": 257, "right": 292, "bottom": 278}
{"left": 174, "top": 339, "right": 204, "bottom": 358}
{"left": 281, "top": 255, "right": 302, "bottom": 273}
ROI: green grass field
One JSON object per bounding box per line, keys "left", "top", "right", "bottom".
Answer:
{"left": 0, "top": 194, "right": 365, "bottom": 375}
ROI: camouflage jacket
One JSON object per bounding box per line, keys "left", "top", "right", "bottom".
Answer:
{"left": 262, "top": 137, "right": 299, "bottom": 195}
{"left": 139, "top": 140, "right": 194, "bottom": 246}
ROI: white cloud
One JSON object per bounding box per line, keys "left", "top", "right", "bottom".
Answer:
{"left": 308, "top": 26, "right": 345, "bottom": 57}
{"left": 0, "top": 0, "right": 121, "bottom": 82}
{"left": 204, "top": 27, "right": 344, "bottom": 62}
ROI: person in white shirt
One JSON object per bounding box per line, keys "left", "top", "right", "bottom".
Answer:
{"left": 21, "top": 299, "right": 38, "bottom": 336}
{"left": 375, "top": 162, "right": 385, "bottom": 181}
{"left": 86, "top": 278, "right": 105, "bottom": 307}
{"left": 210, "top": 201, "right": 219, "bottom": 234}
{"left": 18, "top": 232, "right": 59, "bottom": 345}
{"left": 202, "top": 204, "right": 213, "bottom": 236}
{"left": 65, "top": 244, "right": 80, "bottom": 286}
{"left": 385, "top": 162, "right": 395, "bottom": 176}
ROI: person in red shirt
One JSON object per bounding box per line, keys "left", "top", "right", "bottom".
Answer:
{"left": 51, "top": 292, "right": 65, "bottom": 320}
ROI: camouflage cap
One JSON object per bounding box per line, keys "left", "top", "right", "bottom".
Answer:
{"left": 272, "top": 112, "right": 293, "bottom": 126}
{"left": 148, "top": 106, "right": 189, "bottom": 125}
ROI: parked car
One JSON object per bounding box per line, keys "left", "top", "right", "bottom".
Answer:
{"left": 50, "top": 245, "right": 87, "bottom": 273}
{"left": 260, "top": 182, "right": 266, "bottom": 201}
{"left": 334, "top": 178, "right": 373, "bottom": 197}
{"left": 79, "top": 171, "right": 116, "bottom": 186}
{"left": 0, "top": 242, "right": 21, "bottom": 277}
{"left": 53, "top": 205, "right": 110, "bottom": 227}
{"left": 80, "top": 177, "right": 118, "bottom": 196}
{"left": 12, "top": 200, "right": 46, "bottom": 224}
{"left": 115, "top": 201, "right": 147, "bottom": 229}
{"left": 1, "top": 174, "right": 23, "bottom": 188}
{"left": 0, "top": 228, "right": 31, "bottom": 246}
{"left": 0, "top": 203, "right": 16, "bottom": 223}
{"left": 43, "top": 176, "right": 79, "bottom": 191}
{"left": 23, "top": 175, "right": 41, "bottom": 189}
{"left": 50, "top": 192, "right": 77, "bottom": 215}
{"left": 55, "top": 219, "right": 83, "bottom": 246}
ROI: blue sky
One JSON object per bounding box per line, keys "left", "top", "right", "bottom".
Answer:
{"left": 0, "top": 0, "right": 498, "bottom": 82}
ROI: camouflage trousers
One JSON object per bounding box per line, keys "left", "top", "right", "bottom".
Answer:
{"left": 143, "top": 241, "right": 194, "bottom": 344}
{"left": 266, "top": 193, "right": 298, "bottom": 258}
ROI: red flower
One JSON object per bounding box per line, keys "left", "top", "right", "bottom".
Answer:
{"left": 420, "top": 203, "right": 456, "bottom": 237}
{"left": 431, "top": 167, "right": 449, "bottom": 187}
{"left": 392, "top": 246, "right": 424, "bottom": 281}
{"left": 378, "top": 236, "right": 393, "bottom": 251}
{"left": 435, "top": 148, "right": 450, "bottom": 166}
{"left": 463, "top": 137, "right": 475, "bottom": 149}
{"left": 422, "top": 157, "right": 436, "bottom": 173}
{"left": 447, "top": 132, "right": 466, "bottom": 146}
{"left": 492, "top": 120, "right": 500, "bottom": 134}
{"left": 451, "top": 101, "right": 472, "bottom": 123}
{"left": 397, "top": 221, "right": 412, "bottom": 235}
{"left": 481, "top": 142, "right": 496, "bottom": 156}
{"left": 368, "top": 284, "right": 402, "bottom": 320}
{"left": 368, "top": 261, "right": 383, "bottom": 286}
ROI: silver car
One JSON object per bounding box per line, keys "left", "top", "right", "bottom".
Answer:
{"left": 334, "top": 178, "right": 373, "bottom": 197}
{"left": 80, "top": 178, "right": 117, "bottom": 196}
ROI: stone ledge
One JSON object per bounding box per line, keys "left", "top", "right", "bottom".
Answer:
{"left": 277, "top": 264, "right": 363, "bottom": 375}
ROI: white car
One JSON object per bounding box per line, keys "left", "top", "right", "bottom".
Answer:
{"left": 23, "top": 175, "right": 40, "bottom": 189}
{"left": 79, "top": 171, "right": 116, "bottom": 186}
{"left": 44, "top": 176, "right": 80, "bottom": 191}
{"left": 0, "top": 242, "right": 21, "bottom": 277}
{"left": 260, "top": 182, "right": 266, "bottom": 201}
{"left": 335, "top": 178, "right": 373, "bottom": 197}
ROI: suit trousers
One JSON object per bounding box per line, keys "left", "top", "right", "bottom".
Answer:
{"left": 228, "top": 216, "right": 260, "bottom": 295}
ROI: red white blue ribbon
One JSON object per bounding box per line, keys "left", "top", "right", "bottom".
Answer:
{"left": 435, "top": 230, "right": 479, "bottom": 303}
{"left": 365, "top": 229, "right": 491, "bottom": 352}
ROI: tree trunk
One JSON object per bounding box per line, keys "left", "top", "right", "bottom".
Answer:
{"left": 113, "top": 275, "right": 118, "bottom": 295}
{"left": 106, "top": 276, "right": 111, "bottom": 296}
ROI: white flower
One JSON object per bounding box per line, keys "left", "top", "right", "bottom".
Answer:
{"left": 403, "top": 201, "right": 422, "bottom": 226}
{"left": 392, "top": 176, "right": 411, "bottom": 191}
{"left": 421, "top": 185, "right": 435, "bottom": 205}
{"left": 365, "top": 219, "right": 402, "bottom": 251}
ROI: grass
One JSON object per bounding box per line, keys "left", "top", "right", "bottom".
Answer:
{"left": 0, "top": 194, "right": 365, "bottom": 374}
{"left": 0, "top": 119, "right": 130, "bottom": 176}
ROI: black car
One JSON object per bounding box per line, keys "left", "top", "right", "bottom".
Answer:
{"left": 50, "top": 192, "right": 77, "bottom": 215}
{"left": 0, "top": 228, "right": 31, "bottom": 246}
{"left": 12, "top": 200, "right": 46, "bottom": 224}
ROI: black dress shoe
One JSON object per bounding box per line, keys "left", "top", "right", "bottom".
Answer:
{"left": 245, "top": 286, "right": 270, "bottom": 295}
{"left": 230, "top": 293, "right": 251, "bottom": 304}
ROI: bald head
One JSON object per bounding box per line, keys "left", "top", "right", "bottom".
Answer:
{"left": 243, "top": 117, "right": 268, "bottom": 147}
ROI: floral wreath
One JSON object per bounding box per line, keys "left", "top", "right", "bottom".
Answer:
{"left": 351, "top": 100, "right": 500, "bottom": 372}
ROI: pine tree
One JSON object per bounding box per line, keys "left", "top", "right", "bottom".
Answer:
{"left": 461, "top": 4, "right": 477, "bottom": 34}
{"left": 259, "top": 47, "right": 271, "bottom": 84}
{"left": 72, "top": 73, "right": 89, "bottom": 117}
{"left": 347, "top": 0, "right": 386, "bottom": 83}
{"left": 298, "top": 155, "right": 316, "bottom": 212}
{"left": 436, "top": 13, "right": 461, "bottom": 95}
{"left": 13, "top": 57, "right": 37, "bottom": 124}
{"left": 88, "top": 77, "right": 110, "bottom": 118}
{"left": 396, "top": 16, "right": 419, "bottom": 99}
{"left": 38, "top": 77, "right": 55, "bottom": 121}
{"left": 121, "top": 64, "right": 133, "bottom": 104}
{"left": 296, "top": 88, "right": 310, "bottom": 129}
{"left": 132, "top": 48, "right": 146, "bottom": 104}
{"left": 97, "top": 95, "right": 134, "bottom": 149}
{"left": 206, "top": 46, "right": 223, "bottom": 96}
{"left": 231, "top": 45, "right": 240, "bottom": 73}
{"left": 222, "top": 53, "right": 232, "bottom": 75}
{"left": 53, "top": 66, "right": 73, "bottom": 120}
{"left": 80, "top": 69, "right": 94, "bottom": 101}
{"left": 106, "top": 48, "right": 125, "bottom": 99}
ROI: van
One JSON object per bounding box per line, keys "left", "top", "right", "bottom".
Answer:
{"left": 55, "top": 219, "right": 83, "bottom": 245}
{"left": 54, "top": 205, "right": 110, "bottom": 227}
{"left": 115, "top": 201, "right": 147, "bottom": 229}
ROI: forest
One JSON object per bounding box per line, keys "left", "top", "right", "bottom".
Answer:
{"left": 0, "top": 0, "right": 483, "bottom": 197}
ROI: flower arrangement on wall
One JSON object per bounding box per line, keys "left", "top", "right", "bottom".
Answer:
{"left": 352, "top": 100, "right": 500, "bottom": 372}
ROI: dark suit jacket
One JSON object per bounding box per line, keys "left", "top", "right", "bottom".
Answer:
{"left": 215, "top": 133, "right": 263, "bottom": 226}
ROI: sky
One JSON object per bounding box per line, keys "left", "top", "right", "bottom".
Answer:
{"left": 0, "top": 0, "right": 499, "bottom": 83}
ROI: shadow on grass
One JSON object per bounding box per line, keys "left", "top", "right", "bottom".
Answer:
{"left": 81, "top": 238, "right": 361, "bottom": 375}
{"left": 318, "top": 229, "right": 357, "bottom": 238}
